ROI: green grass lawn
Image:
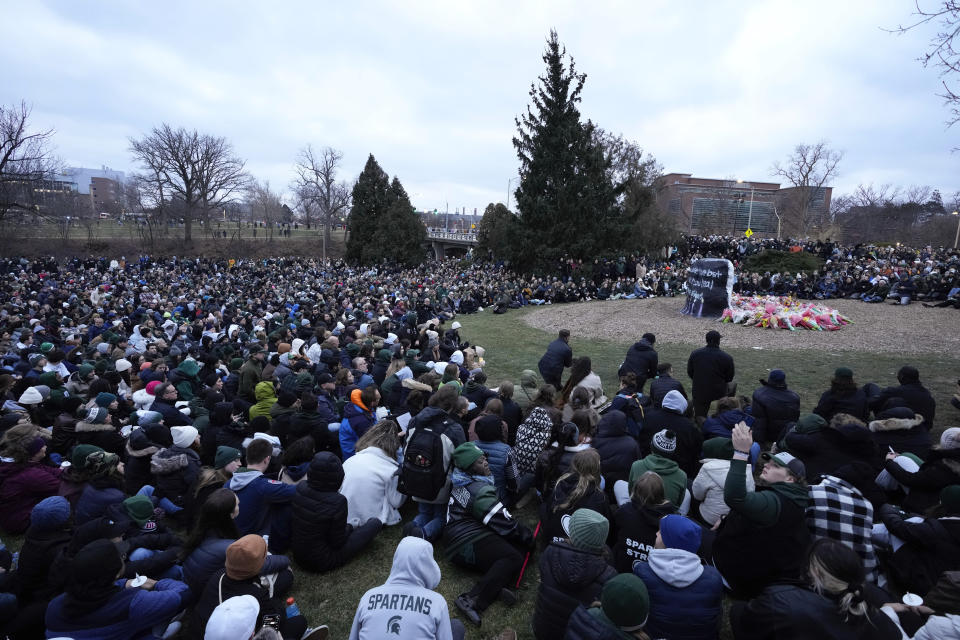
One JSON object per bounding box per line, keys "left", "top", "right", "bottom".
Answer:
{"left": 5, "top": 302, "right": 958, "bottom": 639}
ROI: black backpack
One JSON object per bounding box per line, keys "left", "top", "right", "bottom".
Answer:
{"left": 399, "top": 416, "right": 451, "bottom": 500}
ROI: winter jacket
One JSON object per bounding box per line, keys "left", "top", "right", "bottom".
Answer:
{"left": 634, "top": 547, "right": 723, "bottom": 640}
{"left": 692, "top": 458, "right": 755, "bottom": 526}
{"left": 340, "top": 388, "right": 376, "bottom": 459}
{"left": 607, "top": 390, "right": 645, "bottom": 438}
{"left": 619, "top": 339, "right": 658, "bottom": 391}
{"left": 190, "top": 570, "right": 279, "bottom": 639}
{"left": 533, "top": 541, "right": 617, "bottom": 640}
{"left": 592, "top": 414, "right": 640, "bottom": 495}
{"left": 564, "top": 605, "right": 636, "bottom": 640}
{"left": 536, "top": 442, "right": 594, "bottom": 495}
{"left": 238, "top": 358, "right": 263, "bottom": 402}
{"left": 751, "top": 384, "right": 800, "bottom": 443}
{"left": 686, "top": 345, "right": 735, "bottom": 405}
{"left": 0, "top": 460, "right": 62, "bottom": 534}
{"left": 702, "top": 409, "right": 755, "bottom": 439}
{"left": 515, "top": 406, "right": 557, "bottom": 475}
{"left": 475, "top": 438, "right": 519, "bottom": 502}
{"left": 150, "top": 398, "right": 193, "bottom": 427}
{"left": 171, "top": 360, "right": 202, "bottom": 401}
{"left": 712, "top": 459, "right": 811, "bottom": 598}
{"left": 869, "top": 412, "right": 932, "bottom": 459}
{"left": 124, "top": 428, "right": 161, "bottom": 495}
{"left": 403, "top": 406, "right": 466, "bottom": 504}
{"left": 462, "top": 379, "right": 497, "bottom": 410}
{"left": 182, "top": 535, "right": 289, "bottom": 595}
{"left": 538, "top": 337, "right": 573, "bottom": 385}
{"left": 74, "top": 420, "right": 127, "bottom": 458}
{"left": 74, "top": 480, "right": 126, "bottom": 524}
{"left": 227, "top": 468, "right": 296, "bottom": 537}
{"left": 51, "top": 411, "right": 80, "bottom": 454}
{"left": 629, "top": 454, "right": 687, "bottom": 507}
{"left": 340, "top": 446, "right": 405, "bottom": 527}
{"left": 16, "top": 526, "right": 71, "bottom": 601}
{"left": 150, "top": 445, "right": 201, "bottom": 506}
{"left": 638, "top": 407, "right": 702, "bottom": 477}
{"left": 45, "top": 578, "right": 190, "bottom": 640}
{"left": 443, "top": 469, "right": 533, "bottom": 560}
{"left": 870, "top": 381, "right": 936, "bottom": 430}
{"left": 649, "top": 374, "right": 687, "bottom": 409}
{"left": 813, "top": 387, "right": 870, "bottom": 422}
{"left": 291, "top": 452, "right": 359, "bottom": 572}
{"left": 731, "top": 582, "right": 902, "bottom": 640}
{"left": 541, "top": 473, "right": 612, "bottom": 549}
{"left": 878, "top": 504, "right": 960, "bottom": 596}
{"left": 807, "top": 475, "right": 879, "bottom": 584}
{"left": 248, "top": 381, "right": 277, "bottom": 422}
{"left": 882, "top": 447, "right": 960, "bottom": 513}
{"left": 783, "top": 419, "right": 881, "bottom": 483}
{"left": 349, "top": 537, "right": 455, "bottom": 640}
{"left": 574, "top": 372, "right": 608, "bottom": 410}
{"left": 611, "top": 499, "right": 676, "bottom": 572}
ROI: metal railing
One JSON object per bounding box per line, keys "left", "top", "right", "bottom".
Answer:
{"left": 426, "top": 229, "right": 478, "bottom": 243}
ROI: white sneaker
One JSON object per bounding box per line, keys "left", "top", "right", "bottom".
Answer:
{"left": 302, "top": 626, "right": 329, "bottom": 640}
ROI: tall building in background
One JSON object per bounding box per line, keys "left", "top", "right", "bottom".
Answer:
{"left": 657, "top": 173, "right": 832, "bottom": 238}
{"left": 56, "top": 166, "right": 125, "bottom": 211}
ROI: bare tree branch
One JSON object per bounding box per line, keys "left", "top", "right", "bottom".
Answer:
{"left": 0, "top": 101, "right": 59, "bottom": 221}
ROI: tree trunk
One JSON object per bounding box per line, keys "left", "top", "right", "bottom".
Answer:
{"left": 324, "top": 221, "right": 332, "bottom": 260}
{"left": 184, "top": 215, "right": 193, "bottom": 244}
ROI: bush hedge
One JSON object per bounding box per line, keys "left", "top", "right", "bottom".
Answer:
{"left": 741, "top": 250, "right": 824, "bottom": 274}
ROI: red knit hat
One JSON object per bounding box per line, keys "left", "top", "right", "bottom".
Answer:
{"left": 145, "top": 380, "right": 162, "bottom": 396}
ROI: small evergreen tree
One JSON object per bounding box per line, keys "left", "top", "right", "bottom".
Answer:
{"left": 476, "top": 202, "right": 519, "bottom": 261}
{"left": 512, "top": 30, "right": 616, "bottom": 270}
{"left": 345, "top": 154, "right": 390, "bottom": 263}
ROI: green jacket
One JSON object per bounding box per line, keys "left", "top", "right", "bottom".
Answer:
{"left": 723, "top": 459, "right": 809, "bottom": 527}
{"left": 249, "top": 381, "right": 278, "bottom": 422}
{"left": 629, "top": 454, "right": 687, "bottom": 507}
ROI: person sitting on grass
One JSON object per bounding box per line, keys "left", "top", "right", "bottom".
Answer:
{"left": 227, "top": 438, "right": 296, "bottom": 553}
{"left": 443, "top": 442, "right": 534, "bottom": 627}
{"left": 563, "top": 573, "right": 652, "bottom": 640}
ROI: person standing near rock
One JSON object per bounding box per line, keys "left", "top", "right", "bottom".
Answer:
{"left": 538, "top": 329, "right": 573, "bottom": 390}
{"left": 687, "top": 330, "right": 735, "bottom": 419}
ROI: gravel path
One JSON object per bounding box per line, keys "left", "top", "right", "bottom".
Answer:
{"left": 522, "top": 297, "right": 960, "bottom": 355}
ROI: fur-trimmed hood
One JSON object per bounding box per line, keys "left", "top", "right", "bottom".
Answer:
{"left": 869, "top": 415, "right": 924, "bottom": 432}
{"left": 75, "top": 420, "right": 117, "bottom": 433}
{"left": 150, "top": 448, "right": 190, "bottom": 474}
{"left": 401, "top": 378, "right": 433, "bottom": 392}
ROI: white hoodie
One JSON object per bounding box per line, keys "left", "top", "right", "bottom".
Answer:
{"left": 692, "top": 458, "right": 755, "bottom": 526}
{"left": 647, "top": 547, "right": 704, "bottom": 588}
{"left": 349, "top": 537, "right": 453, "bottom": 640}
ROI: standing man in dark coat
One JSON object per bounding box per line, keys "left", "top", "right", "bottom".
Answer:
{"left": 686, "top": 330, "right": 735, "bottom": 419}
{"left": 751, "top": 369, "right": 801, "bottom": 447}
{"left": 538, "top": 329, "right": 572, "bottom": 390}
{"left": 649, "top": 363, "right": 687, "bottom": 409}
{"left": 618, "top": 333, "right": 658, "bottom": 392}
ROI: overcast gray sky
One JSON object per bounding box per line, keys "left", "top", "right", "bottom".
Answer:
{"left": 3, "top": 0, "right": 956, "bottom": 212}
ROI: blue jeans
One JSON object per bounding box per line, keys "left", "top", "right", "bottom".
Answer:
{"left": 137, "top": 485, "right": 183, "bottom": 514}
{"left": 413, "top": 502, "right": 447, "bottom": 541}
{"left": 128, "top": 548, "right": 184, "bottom": 580}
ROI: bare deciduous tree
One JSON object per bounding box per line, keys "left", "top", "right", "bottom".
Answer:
{"left": 293, "top": 145, "right": 351, "bottom": 259}
{"left": 891, "top": 2, "right": 960, "bottom": 125}
{"left": 129, "top": 124, "right": 247, "bottom": 244}
{"left": 771, "top": 141, "right": 843, "bottom": 237}
{"left": 246, "top": 180, "right": 283, "bottom": 242}
{"left": 0, "top": 101, "right": 59, "bottom": 221}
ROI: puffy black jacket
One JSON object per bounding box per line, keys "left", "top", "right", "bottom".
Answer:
{"left": 730, "top": 582, "right": 903, "bottom": 640}
{"left": 879, "top": 504, "right": 960, "bottom": 596}
{"left": 870, "top": 381, "right": 936, "bottom": 429}
{"left": 538, "top": 338, "right": 573, "bottom": 384}
{"left": 563, "top": 605, "right": 631, "bottom": 640}
{"left": 124, "top": 428, "right": 161, "bottom": 495}
{"left": 686, "top": 345, "right": 735, "bottom": 404}
{"left": 290, "top": 452, "right": 352, "bottom": 572}
{"left": 592, "top": 411, "right": 640, "bottom": 489}
{"left": 783, "top": 422, "right": 881, "bottom": 483}
{"left": 16, "top": 527, "right": 72, "bottom": 602}
{"left": 619, "top": 340, "right": 658, "bottom": 391}
{"left": 150, "top": 446, "right": 201, "bottom": 506}
{"left": 533, "top": 541, "right": 616, "bottom": 640}
{"left": 751, "top": 384, "right": 800, "bottom": 443}
{"left": 813, "top": 388, "right": 870, "bottom": 422}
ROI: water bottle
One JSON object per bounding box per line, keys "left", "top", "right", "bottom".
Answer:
{"left": 285, "top": 597, "right": 301, "bottom": 618}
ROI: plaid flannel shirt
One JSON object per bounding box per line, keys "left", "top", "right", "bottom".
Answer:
{"left": 806, "top": 475, "right": 879, "bottom": 583}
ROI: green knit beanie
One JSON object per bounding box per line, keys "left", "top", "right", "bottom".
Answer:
{"left": 568, "top": 508, "right": 609, "bottom": 553}
{"left": 123, "top": 495, "right": 154, "bottom": 526}
{"left": 796, "top": 414, "right": 827, "bottom": 433}
{"left": 215, "top": 446, "right": 242, "bottom": 470}
{"left": 601, "top": 574, "right": 650, "bottom": 631}
{"left": 701, "top": 437, "right": 734, "bottom": 461}
{"left": 452, "top": 442, "right": 484, "bottom": 471}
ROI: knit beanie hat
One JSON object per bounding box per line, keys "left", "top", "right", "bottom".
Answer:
{"left": 701, "top": 437, "right": 734, "bottom": 461}
{"left": 520, "top": 369, "right": 538, "bottom": 389}
{"left": 205, "top": 595, "right": 260, "bottom": 640}
{"left": 229, "top": 357, "right": 244, "bottom": 371}
{"left": 600, "top": 574, "right": 650, "bottom": 631}
{"left": 28, "top": 353, "right": 45, "bottom": 367}
{"left": 452, "top": 442, "right": 485, "bottom": 470}
{"left": 95, "top": 392, "right": 117, "bottom": 407}
{"left": 215, "top": 446, "right": 242, "bottom": 470}
{"left": 138, "top": 410, "right": 163, "bottom": 426}
{"left": 145, "top": 380, "right": 162, "bottom": 396}
{"left": 276, "top": 390, "right": 297, "bottom": 408}
{"left": 123, "top": 495, "right": 154, "bottom": 527}
{"left": 662, "top": 390, "right": 688, "bottom": 413}
{"left": 69, "top": 539, "right": 123, "bottom": 592}
{"left": 941, "top": 427, "right": 960, "bottom": 450}
{"left": 475, "top": 414, "right": 503, "bottom": 442}
{"left": 300, "top": 393, "right": 318, "bottom": 412}
{"left": 77, "top": 363, "right": 95, "bottom": 380}
{"left": 796, "top": 413, "right": 827, "bottom": 433}
{"left": 40, "top": 342, "right": 54, "bottom": 354}
{"left": 85, "top": 407, "right": 108, "bottom": 424}
{"left": 171, "top": 425, "right": 199, "bottom": 449}
{"left": 658, "top": 514, "right": 702, "bottom": 553}
{"left": 114, "top": 358, "right": 132, "bottom": 373}
{"left": 942, "top": 485, "right": 960, "bottom": 514}
{"left": 225, "top": 534, "right": 268, "bottom": 579}
{"left": 71, "top": 443, "right": 110, "bottom": 469}
{"left": 25, "top": 436, "right": 46, "bottom": 457}
{"left": 144, "top": 422, "right": 173, "bottom": 448}
{"left": 652, "top": 429, "right": 677, "bottom": 455}
{"left": 567, "top": 508, "right": 609, "bottom": 553}
{"left": 18, "top": 386, "right": 43, "bottom": 405}
{"left": 30, "top": 496, "right": 71, "bottom": 531}
{"left": 34, "top": 384, "right": 50, "bottom": 400}
{"left": 834, "top": 367, "right": 854, "bottom": 380}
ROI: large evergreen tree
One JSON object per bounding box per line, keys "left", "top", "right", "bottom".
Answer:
{"left": 512, "top": 30, "right": 616, "bottom": 270}
{"left": 371, "top": 177, "right": 427, "bottom": 266}
{"left": 345, "top": 154, "right": 390, "bottom": 263}
{"left": 476, "top": 202, "right": 520, "bottom": 262}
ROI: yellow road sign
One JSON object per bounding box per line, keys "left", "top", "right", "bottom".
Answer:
{"left": 744, "top": 228, "right": 754, "bottom": 238}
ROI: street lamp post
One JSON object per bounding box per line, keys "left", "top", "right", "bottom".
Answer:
{"left": 737, "top": 179, "right": 755, "bottom": 233}
{"left": 506, "top": 177, "right": 516, "bottom": 209}
{"left": 953, "top": 210, "right": 959, "bottom": 249}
